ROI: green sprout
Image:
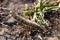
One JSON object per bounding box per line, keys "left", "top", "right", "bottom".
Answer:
{"left": 23, "top": 0, "right": 60, "bottom": 27}
{"left": 32, "top": 0, "right": 60, "bottom": 26}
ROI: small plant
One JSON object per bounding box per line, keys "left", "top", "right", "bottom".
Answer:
{"left": 23, "top": 4, "right": 34, "bottom": 19}
{"left": 23, "top": 0, "right": 60, "bottom": 27}
{"left": 32, "top": 0, "right": 60, "bottom": 27}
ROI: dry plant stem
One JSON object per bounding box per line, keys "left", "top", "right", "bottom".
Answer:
{"left": 12, "top": 13, "right": 44, "bottom": 30}
{"left": 0, "top": 7, "right": 10, "bottom": 10}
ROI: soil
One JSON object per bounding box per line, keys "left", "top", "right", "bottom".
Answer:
{"left": 0, "top": 0, "right": 60, "bottom": 40}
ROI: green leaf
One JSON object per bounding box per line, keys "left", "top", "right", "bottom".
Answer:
{"left": 44, "top": 2, "right": 55, "bottom": 7}
{"left": 49, "top": 6, "right": 60, "bottom": 10}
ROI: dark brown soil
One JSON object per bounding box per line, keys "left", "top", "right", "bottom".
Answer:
{"left": 0, "top": 0, "right": 60, "bottom": 40}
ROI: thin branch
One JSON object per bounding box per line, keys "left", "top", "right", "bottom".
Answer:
{"left": 12, "top": 13, "right": 45, "bottom": 30}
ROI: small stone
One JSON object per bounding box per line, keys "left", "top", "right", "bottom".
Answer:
{"left": 16, "top": 37, "right": 22, "bottom": 40}
{"left": 27, "top": 36, "right": 32, "bottom": 40}
{"left": 16, "top": 34, "right": 19, "bottom": 38}
{"left": 7, "top": 38, "right": 12, "bottom": 40}
{"left": 0, "top": 28, "right": 5, "bottom": 35}
{"left": 10, "top": 35, "right": 16, "bottom": 40}
{"left": 0, "top": 36, "right": 6, "bottom": 40}
{"left": 44, "top": 36, "right": 58, "bottom": 40}
{"left": 4, "top": 34, "right": 11, "bottom": 38}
